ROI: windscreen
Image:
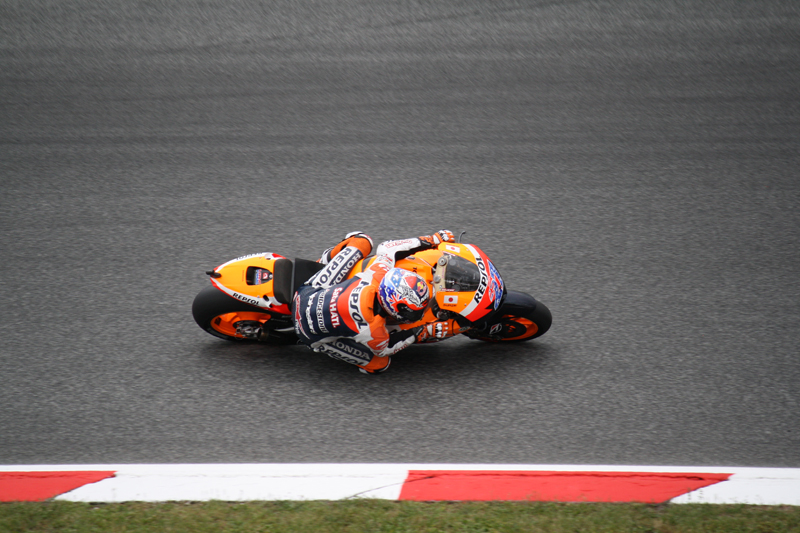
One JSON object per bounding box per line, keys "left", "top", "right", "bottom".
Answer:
{"left": 443, "top": 255, "right": 482, "bottom": 292}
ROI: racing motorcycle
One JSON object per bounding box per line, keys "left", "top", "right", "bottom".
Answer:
{"left": 192, "top": 239, "right": 551, "bottom": 345}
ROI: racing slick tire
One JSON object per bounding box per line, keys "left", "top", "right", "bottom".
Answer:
{"left": 191, "top": 285, "right": 296, "bottom": 344}
{"left": 464, "top": 290, "right": 552, "bottom": 342}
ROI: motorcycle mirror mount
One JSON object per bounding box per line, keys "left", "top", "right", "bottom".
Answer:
{"left": 206, "top": 270, "right": 222, "bottom": 279}
{"left": 458, "top": 231, "right": 466, "bottom": 243}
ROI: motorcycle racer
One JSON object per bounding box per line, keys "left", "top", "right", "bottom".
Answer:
{"left": 293, "top": 230, "right": 455, "bottom": 373}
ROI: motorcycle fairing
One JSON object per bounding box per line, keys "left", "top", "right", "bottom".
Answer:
{"left": 461, "top": 243, "right": 505, "bottom": 321}
{"left": 426, "top": 243, "right": 505, "bottom": 323}
{"left": 208, "top": 252, "right": 291, "bottom": 314}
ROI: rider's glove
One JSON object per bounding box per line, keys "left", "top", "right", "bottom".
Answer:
{"left": 415, "top": 320, "right": 457, "bottom": 342}
{"left": 417, "top": 230, "right": 455, "bottom": 248}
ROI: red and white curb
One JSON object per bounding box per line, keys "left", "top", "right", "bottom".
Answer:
{"left": 2, "top": 464, "right": 800, "bottom": 505}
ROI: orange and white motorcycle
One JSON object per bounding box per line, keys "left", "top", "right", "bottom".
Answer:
{"left": 192, "top": 239, "right": 551, "bottom": 345}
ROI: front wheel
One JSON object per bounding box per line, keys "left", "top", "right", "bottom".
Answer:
{"left": 192, "top": 285, "right": 296, "bottom": 344}
{"left": 464, "top": 290, "right": 552, "bottom": 343}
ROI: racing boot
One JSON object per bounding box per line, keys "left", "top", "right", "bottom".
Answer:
{"left": 319, "top": 231, "right": 373, "bottom": 264}
{"left": 359, "top": 355, "right": 391, "bottom": 374}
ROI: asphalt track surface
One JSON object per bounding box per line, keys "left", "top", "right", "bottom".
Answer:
{"left": 1, "top": 0, "right": 799, "bottom": 467}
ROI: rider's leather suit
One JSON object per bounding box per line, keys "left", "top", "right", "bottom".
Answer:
{"left": 292, "top": 236, "right": 430, "bottom": 373}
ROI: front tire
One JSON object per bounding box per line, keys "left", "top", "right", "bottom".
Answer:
{"left": 465, "top": 290, "right": 552, "bottom": 342}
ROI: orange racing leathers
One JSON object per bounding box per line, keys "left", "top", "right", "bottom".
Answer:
{"left": 292, "top": 234, "right": 444, "bottom": 373}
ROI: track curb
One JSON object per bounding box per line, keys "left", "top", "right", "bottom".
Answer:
{"left": 2, "top": 464, "right": 799, "bottom": 504}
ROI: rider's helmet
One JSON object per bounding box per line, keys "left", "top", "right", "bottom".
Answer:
{"left": 378, "top": 268, "right": 431, "bottom": 322}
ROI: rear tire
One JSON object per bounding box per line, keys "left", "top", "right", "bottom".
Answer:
{"left": 465, "top": 291, "right": 552, "bottom": 343}
{"left": 192, "top": 285, "right": 296, "bottom": 343}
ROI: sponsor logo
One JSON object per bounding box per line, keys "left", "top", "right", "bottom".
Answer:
{"left": 233, "top": 292, "right": 260, "bottom": 306}
{"left": 473, "top": 254, "right": 489, "bottom": 304}
{"left": 349, "top": 286, "right": 367, "bottom": 327}
{"left": 339, "top": 253, "right": 361, "bottom": 283}
{"left": 305, "top": 297, "right": 316, "bottom": 333}
{"left": 314, "top": 341, "right": 371, "bottom": 365}
{"left": 329, "top": 287, "right": 342, "bottom": 327}
{"left": 234, "top": 253, "right": 265, "bottom": 262}
{"left": 315, "top": 249, "right": 362, "bottom": 286}
{"left": 219, "top": 253, "right": 268, "bottom": 268}
{"left": 490, "top": 323, "right": 503, "bottom": 335}
{"left": 253, "top": 268, "right": 273, "bottom": 285}
{"left": 472, "top": 254, "right": 503, "bottom": 310}
{"left": 382, "top": 239, "right": 415, "bottom": 249}
{"left": 315, "top": 290, "right": 329, "bottom": 334}
{"left": 487, "top": 260, "right": 504, "bottom": 310}
{"left": 333, "top": 340, "right": 371, "bottom": 360}
{"left": 406, "top": 273, "right": 429, "bottom": 300}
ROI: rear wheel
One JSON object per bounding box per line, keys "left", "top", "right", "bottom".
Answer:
{"left": 465, "top": 291, "right": 552, "bottom": 343}
{"left": 192, "top": 285, "right": 296, "bottom": 343}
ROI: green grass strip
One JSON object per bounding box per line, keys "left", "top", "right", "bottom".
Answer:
{"left": 2, "top": 500, "right": 800, "bottom": 533}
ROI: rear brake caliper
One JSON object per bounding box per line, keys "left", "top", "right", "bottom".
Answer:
{"left": 234, "top": 321, "right": 265, "bottom": 340}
